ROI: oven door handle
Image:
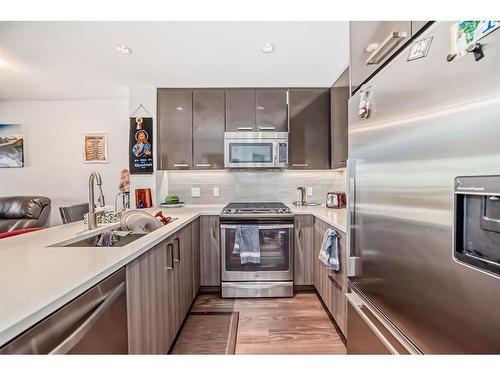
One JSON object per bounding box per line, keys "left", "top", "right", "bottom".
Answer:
{"left": 220, "top": 224, "right": 294, "bottom": 230}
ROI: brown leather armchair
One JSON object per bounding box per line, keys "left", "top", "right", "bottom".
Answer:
{"left": 0, "top": 196, "right": 51, "bottom": 233}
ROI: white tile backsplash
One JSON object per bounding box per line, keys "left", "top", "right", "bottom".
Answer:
{"left": 160, "top": 169, "right": 346, "bottom": 205}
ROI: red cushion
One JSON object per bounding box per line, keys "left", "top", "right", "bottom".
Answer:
{"left": 0, "top": 227, "right": 43, "bottom": 239}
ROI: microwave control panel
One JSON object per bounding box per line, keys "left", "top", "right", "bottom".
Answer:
{"left": 279, "top": 142, "right": 288, "bottom": 163}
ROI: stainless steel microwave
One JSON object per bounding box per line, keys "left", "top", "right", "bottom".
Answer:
{"left": 224, "top": 132, "right": 288, "bottom": 169}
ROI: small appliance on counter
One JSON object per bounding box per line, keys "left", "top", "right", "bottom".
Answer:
{"left": 326, "top": 192, "right": 346, "bottom": 209}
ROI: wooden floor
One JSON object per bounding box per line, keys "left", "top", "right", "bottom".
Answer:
{"left": 173, "top": 291, "right": 346, "bottom": 355}
{"left": 171, "top": 312, "right": 239, "bottom": 354}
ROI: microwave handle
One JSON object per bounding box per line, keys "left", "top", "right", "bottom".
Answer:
{"left": 273, "top": 142, "right": 278, "bottom": 166}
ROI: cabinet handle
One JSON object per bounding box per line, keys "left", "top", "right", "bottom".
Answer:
{"left": 366, "top": 31, "right": 408, "bottom": 65}
{"left": 292, "top": 163, "right": 309, "bottom": 168}
{"left": 237, "top": 127, "right": 253, "bottom": 131}
{"left": 212, "top": 219, "right": 217, "bottom": 239}
{"left": 167, "top": 243, "right": 174, "bottom": 270}
{"left": 195, "top": 163, "right": 211, "bottom": 168}
{"left": 174, "top": 237, "right": 180, "bottom": 262}
{"left": 328, "top": 274, "right": 342, "bottom": 290}
{"left": 259, "top": 126, "right": 275, "bottom": 131}
{"left": 173, "top": 163, "right": 190, "bottom": 168}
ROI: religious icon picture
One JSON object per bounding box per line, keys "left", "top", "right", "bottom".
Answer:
{"left": 129, "top": 116, "right": 153, "bottom": 174}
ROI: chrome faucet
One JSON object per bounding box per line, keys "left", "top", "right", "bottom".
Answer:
{"left": 88, "top": 171, "right": 105, "bottom": 230}
{"left": 296, "top": 187, "right": 306, "bottom": 206}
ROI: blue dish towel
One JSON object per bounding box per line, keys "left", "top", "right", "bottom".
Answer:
{"left": 233, "top": 226, "right": 261, "bottom": 264}
{"left": 318, "top": 228, "right": 340, "bottom": 271}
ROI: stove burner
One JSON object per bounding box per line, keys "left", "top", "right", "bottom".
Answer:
{"left": 221, "top": 202, "right": 292, "bottom": 216}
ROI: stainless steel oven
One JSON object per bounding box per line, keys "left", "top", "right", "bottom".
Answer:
{"left": 224, "top": 132, "right": 288, "bottom": 169}
{"left": 220, "top": 202, "right": 294, "bottom": 297}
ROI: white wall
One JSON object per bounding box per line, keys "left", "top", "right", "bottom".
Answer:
{"left": 0, "top": 99, "right": 129, "bottom": 225}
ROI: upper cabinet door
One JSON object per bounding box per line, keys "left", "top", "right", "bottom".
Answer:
{"left": 225, "top": 89, "right": 256, "bottom": 132}
{"left": 193, "top": 90, "right": 225, "bottom": 169}
{"left": 157, "top": 89, "right": 193, "bottom": 169}
{"left": 289, "top": 89, "right": 330, "bottom": 170}
{"left": 256, "top": 89, "right": 288, "bottom": 132}
{"left": 331, "top": 68, "right": 349, "bottom": 170}
{"left": 350, "top": 21, "right": 411, "bottom": 94}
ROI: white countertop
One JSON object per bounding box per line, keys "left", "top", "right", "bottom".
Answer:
{"left": 288, "top": 204, "right": 347, "bottom": 233}
{"left": 0, "top": 203, "right": 345, "bottom": 347}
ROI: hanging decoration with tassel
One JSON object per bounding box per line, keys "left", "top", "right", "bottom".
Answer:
{"left": 129, "top": 104, "right": 153, "bottom": 174}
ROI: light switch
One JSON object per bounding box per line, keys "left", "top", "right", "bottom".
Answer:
{"left": 191, "top": 187, "right": 201, "bottom": 197}
{"left": 307, "top": 187, "right": 313, "bottom": 197}
{"left": 213, "top": 187, "right": 220, "bottom": 197}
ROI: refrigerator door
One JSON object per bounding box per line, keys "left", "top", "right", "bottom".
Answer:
{"left": 348, "top": 21, "right": 500, "bottom": 353}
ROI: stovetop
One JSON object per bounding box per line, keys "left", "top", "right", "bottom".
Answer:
{"left": 221, "top": 202, "right": 292, "bottom": 216}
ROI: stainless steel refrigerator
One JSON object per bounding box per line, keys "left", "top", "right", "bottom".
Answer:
{"left": 346, "top": 21, "right": 500, "bottom": 354}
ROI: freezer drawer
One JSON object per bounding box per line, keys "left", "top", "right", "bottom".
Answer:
{"left": 346, "top": 290, "right": 419, "bottom": 355}
{"left": 0, "top": 268, "right": 128, "bottom": 354}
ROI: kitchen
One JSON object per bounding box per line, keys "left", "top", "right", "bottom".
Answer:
{"left": 1, "top": 2, "right": 500, "bottom": 373}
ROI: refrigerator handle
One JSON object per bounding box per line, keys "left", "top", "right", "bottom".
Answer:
{"left": 347, "top": 159, "right": 361, "bottom": 277}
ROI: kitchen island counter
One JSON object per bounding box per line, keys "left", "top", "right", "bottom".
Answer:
{"left": 0, "top": 205, "right": 223, "bottom": 347}
{"left": 0, "top": 203, "right": 346, "bottom": 347}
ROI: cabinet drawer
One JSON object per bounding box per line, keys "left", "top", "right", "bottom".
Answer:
{"left": 350, "top": 21, "right": 411, "bottom": 93}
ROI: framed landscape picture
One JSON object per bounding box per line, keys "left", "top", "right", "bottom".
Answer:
{"left": 0, "top": 124, "right": 24, "bottom": 168}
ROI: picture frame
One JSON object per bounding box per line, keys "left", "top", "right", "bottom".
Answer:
{"left": 0, "top": 124, "right": 24, "bottom": 168}
{"left": 83, "top": 133, "right": 108, "bottom": 163}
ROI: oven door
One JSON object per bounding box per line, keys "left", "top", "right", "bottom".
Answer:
{"left": 221, "top": 223, "right": 294, "bottom": 281}
{"left": 224, "top": 138, "right": 278, "bottom": 168}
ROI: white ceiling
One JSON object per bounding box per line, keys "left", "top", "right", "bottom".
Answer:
{"left": 0, "top": 21, "right": 349, "bottom": 100}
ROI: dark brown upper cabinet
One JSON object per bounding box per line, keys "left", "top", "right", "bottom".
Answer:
{"left": 289, "top": 89, "right": 330, "bottom": 170}
{"left": 193, "top": 90, "right": 225, "bottom": 169}
{"left": 256, "top": 89, "right": 288, "bottom": 132}
{"left": 157, "top": 89, "right": 193, "bottom": 169}
{"left": 225, "top": 89, "right": 256, "bottom": 132}
{"left": 331, "top": 68, "right": 349, "bottom": 169}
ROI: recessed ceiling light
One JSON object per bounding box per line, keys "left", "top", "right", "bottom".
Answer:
{"left": 261, "top": 42, "right": 275, "bottom": 54}
{"left": 116, "top": 44, "right": 132, "bottom": 55}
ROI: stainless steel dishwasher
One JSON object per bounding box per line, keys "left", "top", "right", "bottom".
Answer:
{"left": 0, "top": 268, "right": 128, "bottom": 354}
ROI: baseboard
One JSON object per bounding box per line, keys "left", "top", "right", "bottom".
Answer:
{"left": 293, "top": 285, "right": 315, "bottom": 292}
{"left": 199, "top": 286, "right": 221, "bottom": 293}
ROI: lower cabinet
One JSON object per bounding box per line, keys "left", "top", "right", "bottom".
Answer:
{"left": 313, "top": 217, "right": 348, "bottom": 336}
{"left": 126, "top": 221, "right": 199, "bottom": 354}
{"left": 200, "top": 215, "right": 221, "bottom": 287}
{"left": 294, "top": 215, "right": 314, "bottom": 285}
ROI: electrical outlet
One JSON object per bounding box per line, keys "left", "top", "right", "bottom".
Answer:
{"left": 213, "top": 187, "right": 220, "bottom": 197}
{"left": 307, "top": 187, "right": 313, "bottom": 197}
{"left": 191, "top": 187, "right": 201, "bottom": 197}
